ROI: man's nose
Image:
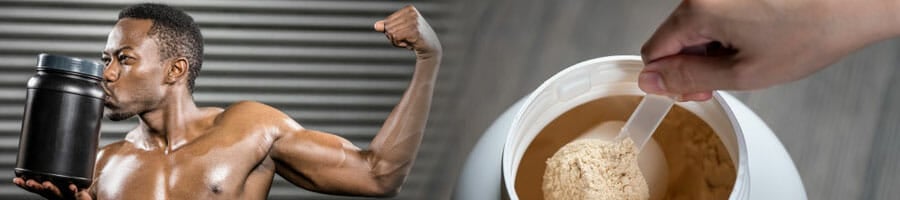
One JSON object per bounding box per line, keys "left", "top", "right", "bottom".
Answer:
{"left": 103, "top": 64, "right": 119, "bottom": 82}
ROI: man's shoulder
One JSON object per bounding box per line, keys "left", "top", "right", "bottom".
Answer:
{"left": 224, "top": 100, "right": 274, "bottom": 111}
{"left": 95, "top": 140, "right": 130, "bottom": 166}
{"left": 218, "top": 100, "right": 293, "bottom": 125}
{"left": 98, "top": 140, "right": 128, "bottom": 153}
{"left": 221, "top": 100, "right": 285, "bottom": 117}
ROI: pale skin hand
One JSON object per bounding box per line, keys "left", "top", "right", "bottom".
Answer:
{"left": 640, "top": 0, "right": 900, "bottom": 101}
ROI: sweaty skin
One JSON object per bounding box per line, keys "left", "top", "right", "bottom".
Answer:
{"left": 13, "top": 5, "right": 441, "bottom": 200}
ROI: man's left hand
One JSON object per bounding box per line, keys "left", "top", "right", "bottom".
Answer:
{"left": 375, "top": 5, "right": 442, "bottom": 60}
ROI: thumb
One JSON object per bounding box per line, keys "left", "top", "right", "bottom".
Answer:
{"left": 639, "top": 55, "right": 737, "bottom": 95}
{"left": 76, "top": 191, "right": 93, "bottom": 200}
{"left": 374, "top": 20, "right": 386, "bottom": 32}
{"left": 71, "top": 184, "right": 92, "bottom": 200}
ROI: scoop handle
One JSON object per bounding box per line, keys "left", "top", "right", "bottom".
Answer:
{"left": 620, "top": 94, "right": 674, "bottom": 151}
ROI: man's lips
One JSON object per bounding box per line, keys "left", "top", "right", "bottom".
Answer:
{"left": 103, "top": 98, "right": 114, "bottom": 108}
{"left": 101, "top": 83, "right": 116, "bottom": 108}
{"left": 101, "top": 85, "right": 114, "bottom": 107}
{"left": 102, "top": 93, "right": 117, "bottom": 109}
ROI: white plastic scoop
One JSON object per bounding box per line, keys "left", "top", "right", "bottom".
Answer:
{"left": 619, "top": 94, "right": 675, "bottom": 151}
{"left": 622, "top": 94, "right": 674, "bottom": 200}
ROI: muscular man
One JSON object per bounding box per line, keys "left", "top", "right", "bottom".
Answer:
{"left": 13, "top": 3, "right": 441, "bottom": 199}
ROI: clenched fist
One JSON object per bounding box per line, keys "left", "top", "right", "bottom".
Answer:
{"left": 375, "top": 5, "right": 442, "bottom": 60}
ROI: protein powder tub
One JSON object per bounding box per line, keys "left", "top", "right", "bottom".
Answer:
{"left": 15, "top": 53, "right": 105, "bottom": 189}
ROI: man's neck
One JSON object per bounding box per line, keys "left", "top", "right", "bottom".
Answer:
{"left": 136, "top": 88, "right": 207, "bottom": 153}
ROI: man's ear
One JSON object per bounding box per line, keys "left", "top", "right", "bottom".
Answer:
{"left": 165, "top": 57, "right": 189, "bottom": 84}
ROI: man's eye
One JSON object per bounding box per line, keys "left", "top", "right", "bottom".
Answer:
{"left": 118, "top": 56, "right": 129, "bottom": 63}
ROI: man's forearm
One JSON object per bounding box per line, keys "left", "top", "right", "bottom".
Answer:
{"left": 366, "top": 55, "right": 440, "bottom": 186}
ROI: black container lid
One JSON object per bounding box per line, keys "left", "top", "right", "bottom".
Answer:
{"left": 36, "top": 53, "right": 104, "bottom": 78}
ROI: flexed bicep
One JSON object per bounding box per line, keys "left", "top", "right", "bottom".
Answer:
{"left": 270, "top": 128, "right": 396, "bottom": 197}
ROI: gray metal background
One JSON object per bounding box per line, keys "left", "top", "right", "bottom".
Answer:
{"left": 0, "top": 0, "right": 454, "bottom": 199}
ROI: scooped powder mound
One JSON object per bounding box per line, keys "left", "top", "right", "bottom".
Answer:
{"left": 543, "top": 138, "right": 649, "bottom": 200}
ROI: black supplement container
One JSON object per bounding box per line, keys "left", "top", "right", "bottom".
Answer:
{"left": 15, "top": 53, "right": 105, "bottom": 189}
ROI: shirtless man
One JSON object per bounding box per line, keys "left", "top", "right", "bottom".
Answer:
{"left": 13, "top": 3, "right": 441, "bottom": 199}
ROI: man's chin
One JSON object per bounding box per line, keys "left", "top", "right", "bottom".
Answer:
{"left": 105, "top": 111, "right": 135, "bottom": 121}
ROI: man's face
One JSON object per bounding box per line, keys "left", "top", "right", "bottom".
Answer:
{"left": 101, "top": 18, "right": 167, "bottom": 121}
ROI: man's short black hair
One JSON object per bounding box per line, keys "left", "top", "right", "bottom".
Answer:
{"left": 118, "top": 3, "right": 203, "bottom": 93}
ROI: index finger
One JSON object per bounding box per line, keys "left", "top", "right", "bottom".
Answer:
{"left": 641, "top": 5, "right": 712, "bottom": 64}
{"left": 12, "top": 178, "right": 32, "bottom": 191}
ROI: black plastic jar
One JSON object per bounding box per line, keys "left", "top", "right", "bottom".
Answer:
{"left": 15, "top": 53, "right": 105, "bottom": 189}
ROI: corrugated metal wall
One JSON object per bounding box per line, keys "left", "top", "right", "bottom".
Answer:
{"left": 0, "top": 0, "right": 452, "bottom": 199}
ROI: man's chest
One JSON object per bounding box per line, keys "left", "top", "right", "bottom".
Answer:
{"left": 93, "top": 132, "right": 276, "bottom": 199}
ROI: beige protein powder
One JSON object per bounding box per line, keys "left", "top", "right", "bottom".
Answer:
{"left": 542, "top": 138, "right": 649, "bottom": 200}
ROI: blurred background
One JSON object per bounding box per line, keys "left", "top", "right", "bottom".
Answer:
{"left": 0, "top": 0, "right": 898, "bottom": 199}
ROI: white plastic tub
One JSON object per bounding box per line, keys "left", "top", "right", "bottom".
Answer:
{"left": 452, "top": 55, "right": 807, "bottom": 200}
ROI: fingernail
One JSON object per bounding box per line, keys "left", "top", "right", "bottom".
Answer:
{"left": 682, "top": 92, "right": 713, "bottom": 101}
{"left": 639, "top": 71, "right": 667, "bottom": 94}
{"left": 643, "top": 62, "right": 662, "bottom": 71}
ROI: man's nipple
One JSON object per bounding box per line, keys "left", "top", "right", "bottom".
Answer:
{"left": 210, "top": 184, "right": 223, "bottom": 194}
